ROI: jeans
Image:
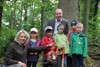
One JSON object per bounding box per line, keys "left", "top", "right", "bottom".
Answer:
{"left": 56, "top": 54, "right": 67, "bottom": 67}
{"left": 1, "top": 64, "right": 21, "bottom": 67}
{"left": 27, "top": 61, "right": 37, "bottom": 67}
{"left": 72, "top": 54, "right": 85, "bottom": 67}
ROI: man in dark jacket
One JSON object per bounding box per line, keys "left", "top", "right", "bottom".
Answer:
{"left": 46, "top": 8, "right": 69, "bottom": 36}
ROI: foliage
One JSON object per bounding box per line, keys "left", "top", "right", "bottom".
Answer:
{"left": 0, "top": 25, "right": 17, "bottom": 58}
{"left": 0, "top": 0, "right": 58, "bottom": 59}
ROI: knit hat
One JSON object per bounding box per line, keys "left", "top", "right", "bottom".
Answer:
{"left": 71, "top": 20, "right": 78, "bottom": 27}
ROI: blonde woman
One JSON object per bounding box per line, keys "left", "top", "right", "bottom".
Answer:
{"left": 5, "top": 30, "right": 29, "bottom": 67}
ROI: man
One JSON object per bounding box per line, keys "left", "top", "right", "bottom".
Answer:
{"left": 46, "top": 8, "right": 69, "bottom": 35}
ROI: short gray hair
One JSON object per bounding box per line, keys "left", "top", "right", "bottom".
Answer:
{"left": 14, "top": 30, "right": 30, "bottom": 44}
{"left": 57, "top": 24, "right": 64, "bottom": 31}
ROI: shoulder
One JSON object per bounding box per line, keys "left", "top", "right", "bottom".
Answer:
{"left": 48, "top": 18, "right": 55, "bottom": 21}
{"left": 80, "top": 33, "right": 87, "bottom": 37}
{"left": 62, "top": 18, "right": 68, "bottom": 22}
{"left": 7, "top": 41, "right": 18, "bottom": 50}
{"left": 10, "top": 41, "right": 18, "bottom": 46}
{"left": 42, "top": 35, "right": 47, "bottom": 40}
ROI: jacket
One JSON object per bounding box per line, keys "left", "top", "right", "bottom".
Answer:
{"left": 41, "top": 35, "right": 55, "bottom": 58}
{"left": 27, "top": 40, "right": 41, "bottom": 61}
{"left": 70, "top": 32, "right": 88, "bottom": 57}
{"left": 47, "top": 18, "right": 69, "bottom": 35}
{"left": 54, "top": 33, "right": 69, "bottom": 55}
{"left": 5, "top": 41, "right": 27, "bottom": 65}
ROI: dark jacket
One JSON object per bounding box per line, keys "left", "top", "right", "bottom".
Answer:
{"left": 5, "top": 41, "right": 27, "bottom": 65}
{"left": 47, "top": 18, "right": 69, "bottom": 35}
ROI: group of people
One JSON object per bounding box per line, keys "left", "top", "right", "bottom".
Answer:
{"left": 2, "top": 8, "right": 88, "bottom": 67}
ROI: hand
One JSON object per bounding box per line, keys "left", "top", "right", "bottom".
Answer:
{"left": 18, "top": 61, "right": 26, "bottom": 67}
{"left": 61, "top": 45, "right": 64, "bottom": 48}
{"left": 34, "top": 52, "right": 38, "bottom": 55}
{"left": 48, "top": 43, "right": 54, "bottom": 47}
{"left": 30, "top": 52, "right": 34, "bottom": 55}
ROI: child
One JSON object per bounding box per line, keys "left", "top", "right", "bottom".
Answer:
{"left": 67, "top": 20, "right": 77, "bottom": 67}
{"left": 54, "top": 24, "right": 69, "bottom": 67}
{"left": 41, "top": 26, "right": 58, "bottom": 67}
{"left": 27, "top": 28, "right": 41, "bottom": 67}
{"left": 67, "top": 20, "right": 77, "bottom": 43}
{"left": 70, "top": 23, "right": 88, "bottom": 67}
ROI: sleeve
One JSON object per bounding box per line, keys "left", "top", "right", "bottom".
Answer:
{"left": 5, "top": 44, "right": 18, "bottom": 65}
{"left": 65, "top": 37, "right": 69, "bottom": 54}
{"left": 69, "top": 35, "right": 74, "bottom": 56}
{"left": 66, "top": 22, "right": 69, "bottom": 34}
{"left": 54, "top": 35, "right": 60, "bottom": 48}
{"left": 64, "top": 20, "right": 69, "bottom": 34}
{"left": 83, "top": 37, "right": 88, "bottom": 58}
{"left": 41, "top": 37, "right": 47, "bottom": 46}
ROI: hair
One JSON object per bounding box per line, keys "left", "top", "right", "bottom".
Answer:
{"left": 55, "top": 8, "right": 63, "bottom": 14}
{"left": 14, "top": 30, "right": 30, "bottom": 44}
{"left": 46, "top": 29, "right": 53, "bottom": 33}
{"left": 57, "top": 24, "right": 64, "bottom": 31}
{"left": 76, "top": 22, "right": 83, "bottom": 27}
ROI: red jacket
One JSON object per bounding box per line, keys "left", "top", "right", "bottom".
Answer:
{"left": 41, "top": 35, "right": 55, "bottom": 59}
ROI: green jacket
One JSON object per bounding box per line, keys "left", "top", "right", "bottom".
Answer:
{"left": 54, "top": 33, "right": 69, "bottom": 55}
{"left": 70, "top": 32, "right": 88, "bottom": 57}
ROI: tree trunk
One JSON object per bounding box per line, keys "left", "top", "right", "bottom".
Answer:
{"left": 24, "top": 2, "right": 27, "bottom": 23}
{"left": 82, "top": 0, "right": 90, "bottom": 35}
{"left": 41, "top": 0, "right": 45, "bottom": 38}
{"left": 13, "top": 0, "right": 17, "bottom": 29}
{"left": 58, "top": 0, "right": 79, "bottom": 30}
{"left": 0, "top": 0, "right": 3, "bottom": 31}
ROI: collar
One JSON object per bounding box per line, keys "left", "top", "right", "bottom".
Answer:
{"left": 55, "top": 18, "right": 62, "bottom": 22}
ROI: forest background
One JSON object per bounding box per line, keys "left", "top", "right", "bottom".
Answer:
{"left": 0, "top": 0, "right": 100, "bottom": 67}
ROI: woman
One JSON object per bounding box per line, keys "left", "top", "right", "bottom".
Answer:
{"left": 5, "top": 30, "right": 30, "bottom": 67}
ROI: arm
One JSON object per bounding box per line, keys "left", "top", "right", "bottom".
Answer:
{"left": 5, "top": 44, "right": 18, "bottom": 65}
{"left": 65, "top": 37, "right": 69, "bottom": 54}
{"left": 69, "top": 35, "right": 74, "bottom": 56}
{"left": 83, "top": 37, "right": 88, "bottom": 58}
{"left": 63, "top": 19, "right": 69, "bottom": 34}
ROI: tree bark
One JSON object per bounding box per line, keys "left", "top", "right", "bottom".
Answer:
{"left": 0, "top": 0, "right": 3, "bottom": 31}
{"left": 58, "top": 0, "right": 79, "bottom": 30}
{"left": 41, "top": 0, "right": 45, "bottom": 38}
{"left": 82, "top": 0, "right": 90, "bottom": 35}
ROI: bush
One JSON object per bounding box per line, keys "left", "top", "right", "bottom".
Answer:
{"left": 0, "top": 25, "right": 17, "bottom": 58}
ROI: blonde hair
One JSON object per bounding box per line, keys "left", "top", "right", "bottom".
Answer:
{"left": 76, "top": 22, "right": 83, "bottom": 27}
{"left": 14, "top": 30, "right": 30, "bottom": 44}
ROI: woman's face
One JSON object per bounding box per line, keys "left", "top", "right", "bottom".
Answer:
{"left": 18, "top": 32, "right": 27, "bottom": 44}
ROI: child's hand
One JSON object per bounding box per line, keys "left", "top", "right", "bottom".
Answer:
{"left": 47, "top": 43, "right": 54, "bottom": 47}
{"left": 61, "top": 45, "right": 64, "bottom": 48}
{"left": 34, "top": 52, "right": 38, "bottom": 55}
{"left": 30, "top": 52, "right": 34, "bottom": 55}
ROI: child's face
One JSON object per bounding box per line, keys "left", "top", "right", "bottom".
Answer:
{"left": 72, "top": 25, "right": 76, "bottom": 29}
{"left": 30, "top": 31, "right": 38, "bottom": 38}
{"left": 58, "top": 28, "right": 64, "bottom": 33}
{"left": 46, "top": 31, "right": 53, "bottom": 37}
{"left": 76, "top": 25, "right": 83, "bottom": 33}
